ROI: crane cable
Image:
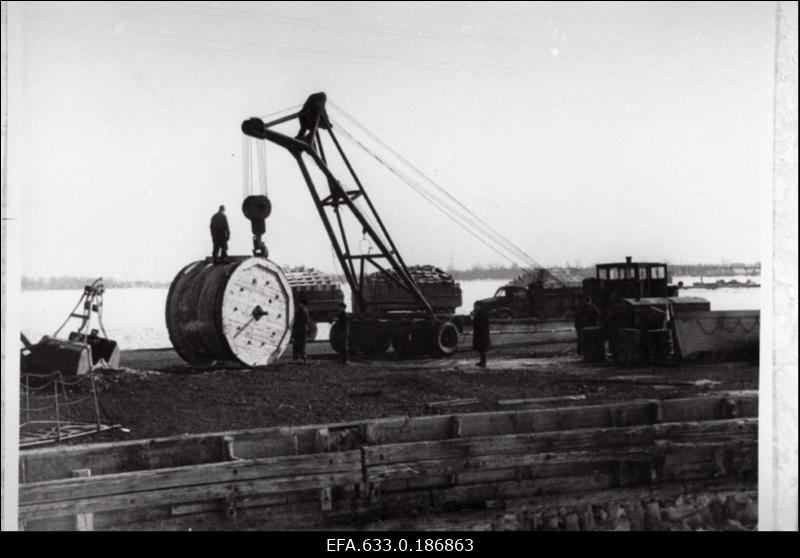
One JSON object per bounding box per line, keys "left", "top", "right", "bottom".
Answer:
{"left": 331, "top": 122, "right": 531, "bottom": 274}
{"left": 243, "top": 103, "right": 301, "bottom": 198}
{"left": 327, "top": 102, "right": 562, "bottom": 285}
{"left": 328, "top": 101, "right": 542, "bottom": 267}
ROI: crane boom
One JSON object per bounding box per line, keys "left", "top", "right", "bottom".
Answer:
{"left": 241, "top": 92, "right": 434, "bottom": 316}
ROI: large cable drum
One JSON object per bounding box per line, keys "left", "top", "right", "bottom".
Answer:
{"left": 165, "top": 257, "right": 294, "bottom": 366}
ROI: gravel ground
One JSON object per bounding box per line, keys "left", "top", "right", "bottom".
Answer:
{"left": 57, "top": 341, "right": 759, "bottom": 443}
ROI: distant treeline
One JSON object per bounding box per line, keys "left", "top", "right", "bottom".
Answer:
{"left": 667, "top": 263, "right": 761, "bottom": 277}
{"left": 21, "top": 262, "right": 761, "bottom": 290}
{"left": 448, "top": 263, "right": 761, "bottom": 281}
{"left": 22, "top": 276, "right": 170, "bottom": 291}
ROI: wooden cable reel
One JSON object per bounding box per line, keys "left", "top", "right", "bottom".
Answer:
{"left": 166, "top": 257, "right": 294, "bottom": 366}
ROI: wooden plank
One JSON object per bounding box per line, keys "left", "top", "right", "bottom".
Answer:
{"left": 428, "top": 472, "right": 619, "bottom": 510}
{"left": 360, "top": 416, "right": 454, "bottom": 445}
{"left": 659, "top": 396, "right": 758, "bottom": 423}
{"left": 19, "top": 395, "right": 759, "bottom": 483}
{"left": 25, "top": 477, "right": 758, "bottom": 531}
{"left": 497, "top": 395, "right": 586, "bottom": 406}
{"left": 653, "top": 418, "right": 758, "bottom": 446}
{"left": 20, "top": 465, "right": 363, "bottom": 521}
{"left": 21, "top": 449, "right": 362, "bottom": 507}
{"left": 366, "top": 446, "right": 653, "bottom": 484}
{"left": 456, "top": 403, "right": 653, "bottom": 437}
{"left": 364, "top": 424, "right": 655, "bottom": 466}
{"left": 427, "top": 398, "right": 480, "bottom": 408}
{"left": 18, "top": 421, "right": 358, "bottom": 482}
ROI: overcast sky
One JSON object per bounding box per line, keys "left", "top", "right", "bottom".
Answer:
{"left": 8, "top": 1, "right": 776, "bottom": 281}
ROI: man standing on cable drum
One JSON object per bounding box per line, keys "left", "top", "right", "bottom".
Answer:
{"left": 210, "top": 205, "right": 230, "bottom": 264}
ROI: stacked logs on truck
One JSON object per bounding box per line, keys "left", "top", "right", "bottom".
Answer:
{"left": 18, "top": 393, "right": 757, "bottom": 531}
{"left": 363, "top": 265, "right": 462, "bottom": 314}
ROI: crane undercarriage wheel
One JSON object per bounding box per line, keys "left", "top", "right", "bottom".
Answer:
{"left": 360, "top": 334, "right": 391, "bottom": 356}
{"left": 391, "top": 321, "right": 459, "bottom": 357}
{"left": 432, "top": 320, "right": 459, "bottom": 356}
{"left": 329, "top": 320, "right": 347, "bottom": 354}
{"left": 356, "top": 321, "right": 391, "bottom": 356}
{"left": 330, "top": 320, "right": 391, "bottom": 356}
{"left": 391, "top": 332, "right": 416, "bottom": 357}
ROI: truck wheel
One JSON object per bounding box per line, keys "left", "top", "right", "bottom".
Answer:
{"left": 432, "top": 321, "right": 459, "bottom": 356}
{"left": 498, "top": 309, "right": 514, "bottom": 321}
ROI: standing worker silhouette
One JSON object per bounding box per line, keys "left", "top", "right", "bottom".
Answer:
{"left": 210, "top": 205, "right": 230, "bottom": 264}
{"left": 336, "top": 302, "right": 350, "bottom": 365}
{"left": 291, "top": 299, "right": 311, "bottom": 364}
{"left": 472, "top": 300, "right": 491, "bottom": 367}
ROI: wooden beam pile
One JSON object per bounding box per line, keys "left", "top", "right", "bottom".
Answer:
{"left": 18, "top": 393, "right": 757, "bottom": 531}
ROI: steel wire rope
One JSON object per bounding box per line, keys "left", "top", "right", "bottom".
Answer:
{"left": 330, "top": 107, "right": 543, "bottom": 272}
{"left": 330, "top": 108, "right": 530, "bottom": 259}
{"left": 330, "top": 119, "right": 547, "bottom": 278}
{"left": 333, "top": 125, "right": 531, "bottom": 274}
{"left": 695, "top": 316, "right": 760, "bottom": 336}
{"left": 328, "top": 104, "right": 560, "bottom": 283}
{"left": 331, "top": 123, "right": 530, "bottom": 274}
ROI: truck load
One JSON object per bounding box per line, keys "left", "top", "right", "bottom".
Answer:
{"left": 360, "top": 265, "right": 462, "bottom": 314}
{"left": 284, "top": 266, "right": 344, "bottom": 340}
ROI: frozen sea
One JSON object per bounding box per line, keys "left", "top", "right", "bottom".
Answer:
{"left": 21, "top": 277, "right": 761, "bottom": 350}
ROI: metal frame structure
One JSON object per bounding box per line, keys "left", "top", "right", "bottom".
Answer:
{"left": 242, "top": 92, "right": 434, "bottom": 317}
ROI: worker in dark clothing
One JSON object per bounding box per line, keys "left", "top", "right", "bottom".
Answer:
{"left": 472, "top": 301, "right": 491, "bottom": 367}
{"left": 210, "top": 205, "right": 230, "bottom": 264}
{"left": 574, "top": 296, "right": 601, "bottom": 355}
{"left": 336, "top": 302, "right": 350, "bottom": 365}
{"left": 291, "top": 299, "right": 311, "bottom": 364}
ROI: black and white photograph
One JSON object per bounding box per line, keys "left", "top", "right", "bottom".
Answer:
{"left": 1, "top": 1, "right": 797, "bottom": 536}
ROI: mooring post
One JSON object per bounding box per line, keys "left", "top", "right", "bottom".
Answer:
{"left": 450, "top": 416, "right": 462, "bottom": 438}
{"left": 54, "top": 380, "right": 61, "bottom": 443}
{"left": 72, "top": 469, "right": 94, "bottom": 531}
{"left": 222, "top": 435, "right": 237, "bottom": 461}
{"left": 319, "top": 487, "right": 333, "bottom": 512}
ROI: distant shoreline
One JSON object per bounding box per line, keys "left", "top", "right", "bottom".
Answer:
{"left": 21, "top": 263, "right": 761, "bottom": 291}
{"left": 21, "top": 279, "right": 170, "bottom": 291}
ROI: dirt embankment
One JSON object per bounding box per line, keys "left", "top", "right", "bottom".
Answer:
{"left": 76, "top": 343, "right": 759, "bottom": 443}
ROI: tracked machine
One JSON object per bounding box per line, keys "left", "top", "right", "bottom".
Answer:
{"left": 576, "top": 257, "right": 759, "bottom": 366}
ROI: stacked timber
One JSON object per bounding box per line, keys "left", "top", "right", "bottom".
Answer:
{"left": 283, "top": 266, "right": 344, "bottom": 322}
{"left": 362, "top": 265, "right": 462, "bottom": 313}
{"left": 18, "top": 393, "right": 757, "bottom": 531}
{"left": 165, "top": 257, "right": 293, "bottom": 367}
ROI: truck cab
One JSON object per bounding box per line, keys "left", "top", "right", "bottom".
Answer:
{"left": 480, "top": 282, "right": 581, "bottom": 320}
{"left": 481, "top": 285, "right": 531, "bottom": 319}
